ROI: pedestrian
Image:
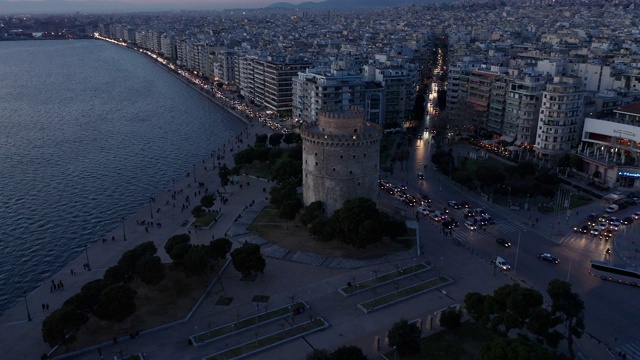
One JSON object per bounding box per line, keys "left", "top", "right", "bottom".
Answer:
{"left": 112, "top": 236, "right": 115, "bottom": 242}
{"left": 535, "top": 218, "right": 539, "bottom": 223}
{"left": 145, "top": 226, "right": 148, "bottom": 233}
{"left": 42, "top": 304, "right": 45, "bottom": 312}
{"left": 59, "top": 280, "right": 64, "bottom": 289}
{"left": 46, "top": 303, "right": 49, "bottom": 311}
{"left": 113, "top": 337, "right": 118, "bottom": 345}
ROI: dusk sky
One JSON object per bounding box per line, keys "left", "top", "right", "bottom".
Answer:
{"left": 0, "top": 0, "right": 319, "bottom": 14}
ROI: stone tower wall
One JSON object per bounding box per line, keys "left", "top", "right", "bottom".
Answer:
{"left": 301, "top": 107, "right": 382, "bottom": 216}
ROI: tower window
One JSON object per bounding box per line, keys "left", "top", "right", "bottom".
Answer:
{"left": 333, "top": 168, "right": 336, "bottom": 171}
{"left": 340, "top": 155, "right": 343, "bottom": 159}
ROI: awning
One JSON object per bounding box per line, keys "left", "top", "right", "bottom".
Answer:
{"left": 500, "top": 135, "right": 514, "bottom": 142}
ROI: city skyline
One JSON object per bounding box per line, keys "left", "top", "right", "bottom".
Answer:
{"left": 0, "top": 0, "right": 319, "bottom": 14}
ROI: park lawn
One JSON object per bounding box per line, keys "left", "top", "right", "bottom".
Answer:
{"left": 360, "top": 276, "right": 450, "bottom": 311}
{"left": 391, "top": 321, "right": 498, "bottom": 360}
{"left": 341, "top": 263, "right": 429, "bottom": 295}
{"left": 56, "top": 264, "right": 217, "bottom": 354}
{"left": 192, "top": 211, "right": 220, "bottom": 228}
{"left": 242, "top": 161, "right": 271, "bottom": 179}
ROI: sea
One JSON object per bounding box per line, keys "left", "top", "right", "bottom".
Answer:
{"left": 0, "top": 39, "right": 245, "bottom": 316}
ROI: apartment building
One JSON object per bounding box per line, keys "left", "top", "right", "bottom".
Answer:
{"left": 504, "top": 75, "right": 547, "bottom": 146}
{"left": 534, "top": 76, "right": 585, "bottom": 166}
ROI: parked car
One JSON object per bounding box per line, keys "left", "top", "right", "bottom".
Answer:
{"left": 496, "top": 238, "right": 511, "bottom": 247}
{"left": 538, "top": 253, "right": 560, "bottom": 264}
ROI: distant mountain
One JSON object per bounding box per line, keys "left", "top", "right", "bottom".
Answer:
{"left": 267, "top": 0, "right": 451, "bottom": 9}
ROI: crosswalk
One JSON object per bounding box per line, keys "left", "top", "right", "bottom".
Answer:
{"left": 616, "top": 341, "right": 640, "bottom": 360}
{"left": 447, "top": 219, "right": 528, "bottom": 244}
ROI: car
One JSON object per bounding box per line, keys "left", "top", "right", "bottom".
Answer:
{"left": 605, "top": 204, "right": 619, "bottom": 213}
{"left": 622, "top": 216, "right": 634, "bottom": 225}
{"left": 601, "top": 229, "right": 614, "bottom": 240}
{"left": 465, "top": 221, "right": 477, "bottom": 230}
{"left": 405, "top": 195, "right": 417, "bottom": 207}
{"left": 574, "top": 224, "right": 591, "bottom": 233}
{"left": 417, "top": 206, "right": 430, "bottom": 216}
{"left": 496, "top": 238, "right": 511, "bottom": 247}
{"left": 609, "top": 223, "right": 620, "bottom": 231}
{"left": 394, "top": 193, "right": 406, "bottom": 201}
{"left": 482, "top": 215, "right": 496, "bottom": 225}
{"left": 419, "top": 193, "right": 432, "bottom": 202}
{"left": 623, "top": 198, "right": 636, "bottom": 206}
{"left": 609, "top": 216, "right": 621, "bottom": 223}
{"left": 443, "top": 220, "right": 458, "bottom": 229}
{"left": 460, "top": 201, "right": 471, "bottom": 208}
{"left": 599, "top": 214, "right": 611, "bottom": 222}
{"left": 590, "top": 226, "right": 604, "bottom": 236}
{"left": 494, "top": 256, "right": 511, "bottom": 270}
{"left": 461, "top": 208, "right": 474, "bottom": 218}
{"left": 429, "top": 211, "right": 443, "bottom": 222}
{"left": 474, "top": 208, "right": 487, "bottom": 216}
{"left": 538, "top": 253, "right": 560, "bottom": 264}
{"left": 587, "top": 213, "right": 598, "bottom": 221}
{"left": 448, "top": 201, "right": 461, "bottom": 209}
{"left": 633, "top": 211, "right": 640, "bottom": 220}
{"left": 399, "top": 184, "right": 408, "bottom": 191}
{"left": 474, "top": 216, "right": 488, "bottom": 226}
{"left": 417, "top": 173, "right": 425, "bottom": 179}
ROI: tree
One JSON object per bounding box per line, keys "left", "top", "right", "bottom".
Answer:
{"left": 103, "top": 264, "right": 131, "bottom": 285}
{"left": 164, "top": 234, "right": 192, "bottom": 265}
{"left": 270, "top": 158, "right": 302, "bottom": 185}
{"left": 42, "top": 306, "right": 86, "bottom": 347}
{"left": 300, "top": 201, "right": 325, "bottom": 226}
{"left": 183, "top": 245, "right": 210, "bottom": 277}
{"left": 464, "top": 292, "right": 491, "bottom": 327}
{"left": 283, "top": 132, "right": 301, "bottom": 147}
{"left": 439, "top": 307, "right": 462, "bottom": 331}
{"left": 479, "top": 337, "right": 555, "bottom": 360}
{"left": 547, "top": 279, "right": 585, "bottom": 359}
{"left": 269, "top": 181, "right": 299, "bottom": 206}
{"left": 135, "top": 255, "right": 165, "bottom": 285}
{"left": 230, "top": 165, "right": 242, "bottom": 181}
{"left": 218, "top": 164, "right": 230, "bottom": 190}
{"left": 234, "top": 148, "right": 256, "bottom": 165}
{"left": 117, "top": 241, "right": 158, "bottom": 281}
{"left": 268, "top": 148, "right": 284, "bottom": 163}
{"left": 209, "top": 237, "right": 232, "bottom": 265}
{"left": 287, "top": 144, "right": 303, "bottom": 161}
{"left": 255, "top": 134, "right": 268, "bottom": 146}
{"left": 62, "top": 279, "right": 107, "bottom": 314}
{"left": 255, "top": 146, "right": 271, "bottom": 161}
{"left": 94, "top": 284, "right": 137, "bottom": 322}
{"left": 331, "top": 198, "right": 384, "bottom": 248}
{"left": 200, "top": 194, "right": 216, "bottom": 208}
{"left": 269, "top": 132, "right": 284, "bottom": 147}
{"left": 387, "top": 318, "right": 421, "bottom": 356}
{"left": 280, "top": 198, "right": 303, "bottom": 229}
{"left": 305, "top": 349, "right": 330, "bottom": 360}
{"left": 230, "top": 243, "right": 266, "bottom": 278}
{"left": 333, "top": 345, "right": 367, "bottom": 360}
{"left": 379, "top": 212, "right": 408, "bottom": 240}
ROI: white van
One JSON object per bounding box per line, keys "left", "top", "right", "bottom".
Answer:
{"left": 494, "top": 256, "right": 511, "bottom": 271}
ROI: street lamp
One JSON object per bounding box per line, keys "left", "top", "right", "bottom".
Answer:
{"left": 567, "top": 258, "right": 575, "bottom": 282}
{"left": 514, "top": 230, "right": 523, "bottom": 274}
{"left": 193, "top": 164, "right": 197, "bottom": 183}
{"left": 85, "top": 244, "right": 91, "bottom": 271}
{"left": 23, "top": 291, "right": 31, "bottom": 322}
{"left": 121, "top": 217, "right": 127, "bottom": 242}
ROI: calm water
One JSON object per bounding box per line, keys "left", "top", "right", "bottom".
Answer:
{"left": 0, "top": 40, "right": 244, "bottom": 315}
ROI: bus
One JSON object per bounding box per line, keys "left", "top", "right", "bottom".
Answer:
{"left": 589, "top": 260, "right": 640, "bottom": 286}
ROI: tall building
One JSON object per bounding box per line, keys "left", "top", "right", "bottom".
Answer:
{"left": 534, "top": 76, "right": 585, "bottom": 166}
{"left": 504, "top": 75, "right": 547, "bottom": 146}
{"left": 301, "top": 106, "right": 382, "bottom": 216}
{"left": 466, "top": 68, "right": 502, "bottom": 133}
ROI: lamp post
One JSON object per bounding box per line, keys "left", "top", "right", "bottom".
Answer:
{"left": 514, "top": 230, "right": 522, "bottom": 274}
{"left": 122, "top": 218, "right": 127, "bottom": 242}
{"left": 567, "top": 258, "right": 574, "bottom": 282}
{"left": 85, "top": 244, "right": 91, "bottom": 271}
{"left": 193, "top": 164, "right": 197, "bottom": 183}
{"left": 149, "top": 198, "right": 154, "bottom": 219}
{"left": 23, "top": 291, "right": 31, "bottom": 322}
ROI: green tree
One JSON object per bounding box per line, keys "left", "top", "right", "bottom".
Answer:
{"left": 283, "top": 133, "right": 301, "bottom": 147}
{"left": 94, "top": 284, "right": 137, "bottom": 322}
{"left": 135, "top": 255, "right": 165, "bottom": 285}
{"left": 270, "top": 158, "right": 302, "bottom": 185}
{"left": 464, "top": 292, "right": 491, "bottom": 327}
{"left": 547, "top": 279, "right": 585, "bottom": 359}
{"left": 300, "top": 201, "right": 325, "bottom": 226}
{"left": 209, "top": 237, "right": 232, "bottom": 264}
{"left": 379, "top": 212, "right": 407, "bottom": 240}
{"left": 479, "top": 337, "right": 555, "bottom": 360}
{"left": 333, "top": 345, "right": 367, "bottom": 360}
{"left": 287, "top": 144, "right": 303, "bottom": 161}
{"left": 476, "top": 165, "right": 506, "bottom": 189}
{"left": 230, "top": 243, "right": 266, "bottom": 278}
{"left": 218, "top": 164, "right": 231, "bottom": 190}
{"left": 191, "top": 205, "right": 206, "bottom": 218}
{"left": 268, "top": 148, "right": 284, "bottom": 163}
{"left": 269, "top": 132, "right": 284, "bottom": 147}
{"left": 255, "top": 146, "right": 271, "bottom": 161}
{"left": 200, "top": 194, "right": 216, "bottom": 208}
{"left": 331, "top": 198, "right": 383, "bottom": 248}
{"left": 234, "top": 148, "right": 256, "bottom": 165}
{"left": 305, "top": 349, "right": 330, "bottom": 360}
{"left": 230, "top": 165, "right": 242, "bottom": 181}
{"left": 164, "top": 234, "right": 192, "bottom": 265}
{"left": 183, "top": 245, "right": 210, "bottom": 277}
{"left": 42, "top": 306, "right": 86, "bottom": 347}
{"left": 255, "top": 134, "right": 268, "bottom": 146}
{"left": 387, "top": 318, "right": 421, "bottom": 356}
{"left": 103, "top": 264, "right": 131, "bottom": 285}
{"left": 280, "top": 198, "right": 303, "bottom": 229}
{"left": 269, "top": 181, "right": 299, "bottom": 206}
{"left": 439, "top": 307, "right": 462, "bottom": 330}
{"left": 62, "top": 279, "right": 107, "bottom": 314}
